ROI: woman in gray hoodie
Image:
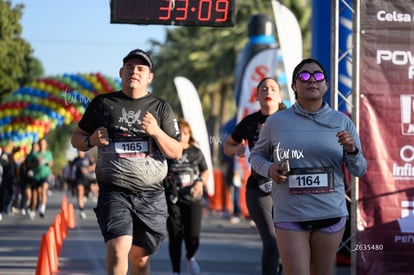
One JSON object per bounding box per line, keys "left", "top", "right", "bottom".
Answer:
{"left": 250, "top": 58, "right": 367, "bottom": 275}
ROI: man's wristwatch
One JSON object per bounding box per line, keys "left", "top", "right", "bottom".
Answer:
{"left": 84, "top": 136, "right": 93, "bottom": 148}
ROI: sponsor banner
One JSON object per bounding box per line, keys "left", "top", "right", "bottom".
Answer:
{"left": 236, "top": 48, "right": 286, "bottom": 123}
{"left": 358, "top": 1, "right": 414, "bottom": 273}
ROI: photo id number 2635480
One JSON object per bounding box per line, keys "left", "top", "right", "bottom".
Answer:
{"left": 352, "top": 243, "right": 384, "bottom": 251}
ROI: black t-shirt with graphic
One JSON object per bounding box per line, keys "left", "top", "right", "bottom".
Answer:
{"left": 78, "top": 91, "right": 181, "bottom": 192}
{"left": 166, "top": 146, "right": 208, "bottom": 204}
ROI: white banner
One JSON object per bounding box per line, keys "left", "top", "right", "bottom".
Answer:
{"left": 174, "top": 76, "right": 214, "bottom": 196}
{"left": 272, "top": 0, "right": 303, "bottom": 103}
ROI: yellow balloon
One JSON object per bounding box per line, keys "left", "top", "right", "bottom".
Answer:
{"left": 60, "top": 106, "right": 67, "bottom": 113}
{"left": 11, "top": 108, "right": 19, "bottom": 117}
{"left": 37, "top": 82, "right": 45, "bottom": 90}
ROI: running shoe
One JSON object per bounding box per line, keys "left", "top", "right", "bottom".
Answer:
{"left": 187, "top": 257, "right": 200, "bottom": 275}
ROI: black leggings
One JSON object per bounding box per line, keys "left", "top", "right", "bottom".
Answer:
{"left": 246, "top": 186, "right": 280, "bottom": 275}
{"left": 166, "top": 200, "right": 202, "bottom": 273}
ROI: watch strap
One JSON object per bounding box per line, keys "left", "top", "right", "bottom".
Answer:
{"left": 85, "top": 136, "right": 93, "bottom": 148}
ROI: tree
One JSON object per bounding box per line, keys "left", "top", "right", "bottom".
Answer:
{"left": 0, "top": 0, "right": 43, "bottom": 100}
{"left": 149, "top": 0, "right": 310, "bottom": 165}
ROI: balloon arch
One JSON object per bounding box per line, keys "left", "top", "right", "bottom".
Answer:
{"left": 0, "top": 73, "right": 121, "bottom": 158}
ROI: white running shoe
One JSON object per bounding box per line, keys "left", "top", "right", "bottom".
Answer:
{"left": 249, "top": 220, "right": 256, "bottom": 227}
{"left": 80, "top": 211, "right": 87, "bottom": 220}
{"left": 39, "top": 204, "right": 46, "bottom": 218}
{"left": 28, "top": 210, "right": 36, "bottom": 220}
{"left": 187, "top": 258, "right": 200, "bottom": 275}
{"left": 230, "top": 216, "right": 240, "bottom": 224}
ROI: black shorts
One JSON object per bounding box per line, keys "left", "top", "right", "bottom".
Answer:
{"left": 94, "top": 189, "right": 168, "bottom": 254}
{"left": 76, "top": 178, "right": 90, "bottom": 187}
{"left": 33, "top": 177, "right": 48, "bottom": 189}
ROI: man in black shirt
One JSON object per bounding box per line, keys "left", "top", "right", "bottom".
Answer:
{"left": 71, "top": 49, "right": 182, "bottom": 275}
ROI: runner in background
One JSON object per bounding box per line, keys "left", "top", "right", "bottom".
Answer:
{"left": 224, "top": 77, "right": 285, "bottom": 275}
{"left": 164, "top": 120, "right": 209, "bottom": 275}
{"left": 35, "top": 138, "right": 53, "bottom": 218}
{"left": 72, "top": 150, "right": 93, "bottom": 219}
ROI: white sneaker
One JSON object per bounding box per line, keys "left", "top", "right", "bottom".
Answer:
{"left": 80, "top": 211, "right": 87, "bottom": 220}
{"left": 187, "top": 258, "right": 200, "bottom": 275}
{"left": 28, "top": 210, "right": 36, "bottom": 220}
{"left": 39, "top": 204, "right": 46, "bottom": 218}
{"left": 12, "top": 207, "right": 19, "bottom": 214}
{"left": 249, "top": 220, "right": 256, "bottom": 227}
{"left": 230, "top": 216, "right": 240, "bottom": 224}
{"left": 0, "top": 213, "right": 3, "bottom": 221}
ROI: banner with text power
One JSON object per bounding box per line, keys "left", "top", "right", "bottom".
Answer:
{"left": 358, "top": 1, "right": 414, "bottom": 274}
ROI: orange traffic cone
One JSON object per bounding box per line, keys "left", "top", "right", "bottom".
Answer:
{"left": 53, "top": 214, "right": 63, "bottom": 255}
{"left": 60, "top": 207, "right": 68, "bottom": 239}
{"left": 67, "top": 202, "right": 76, "bottom": 229}
{"left": 36, "top": 234, "right": 51, "bottom": 275}
{"left": 209, "top": 169, "right": 231, "bottom": 212}
{"left": 60, "top": 201, "right": 68, "bottom": 238}
{"left": 61, "top": 196, "right": 68, "bottom": 221}
{"left": 46, "top": 227, "right": 59, "bottom": 273}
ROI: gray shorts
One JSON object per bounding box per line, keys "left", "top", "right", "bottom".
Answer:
{"left": 94, "top": 189, "right": 168, "bottom": 254}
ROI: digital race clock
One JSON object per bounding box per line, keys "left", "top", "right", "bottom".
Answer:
{"left": 110, "top": 0, "right": 235, "bottom": 27}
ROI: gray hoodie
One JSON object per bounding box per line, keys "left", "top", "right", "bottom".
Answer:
{"left": 250, "top": 102, "right": 367, "bottom": 222}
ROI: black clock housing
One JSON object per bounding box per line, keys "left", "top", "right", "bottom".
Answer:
{"left": 110, "top": 0, "right": 235, "bottom": 27}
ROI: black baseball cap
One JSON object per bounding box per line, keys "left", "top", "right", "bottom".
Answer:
{"left": 122, "top": 49, "right": 153, "bottom": 70}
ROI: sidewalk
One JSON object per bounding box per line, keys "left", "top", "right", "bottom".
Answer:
{"left": 0, "top": 190, "right": 351, "bottom": 275}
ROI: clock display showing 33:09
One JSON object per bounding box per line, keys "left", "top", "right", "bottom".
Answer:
{"left": 110, "top": 0, "right": 235, "bottom": 27}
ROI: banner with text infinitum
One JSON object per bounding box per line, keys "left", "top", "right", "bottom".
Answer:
{"left": 358, "top": 1, "right": 414, "bottom": 273}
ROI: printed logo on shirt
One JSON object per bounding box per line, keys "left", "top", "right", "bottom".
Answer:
{"left": 175, "top": 152, "right": 189, "bottom": 165}
{"left": 273, "top": 142, "right": 304, "bottom": 162}
{"left": 119, "top": 108, "right": 141, "bottom": 127}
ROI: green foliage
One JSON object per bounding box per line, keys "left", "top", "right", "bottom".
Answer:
{"left": 0, "top": 0, "right": 44, "bottom": 100}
